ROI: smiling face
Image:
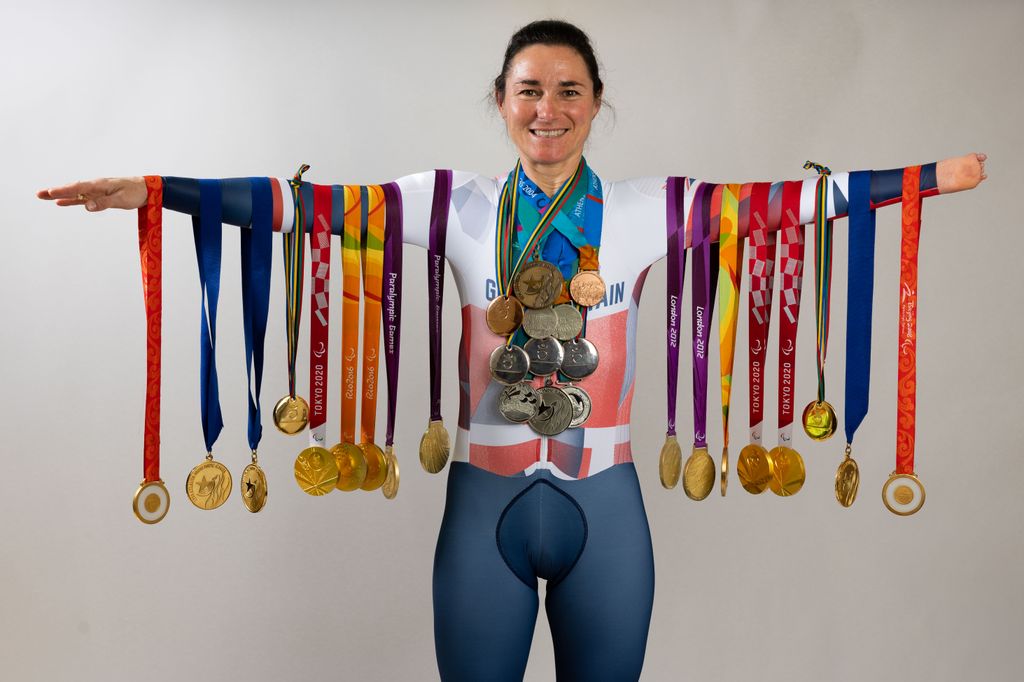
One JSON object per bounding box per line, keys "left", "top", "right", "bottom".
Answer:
{"left": 496, "top": 44, "right": 602, "bottom": 186}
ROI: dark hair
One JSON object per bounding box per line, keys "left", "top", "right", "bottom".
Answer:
{"left": 493, "top": 20, "right": 605, "bottom": 103}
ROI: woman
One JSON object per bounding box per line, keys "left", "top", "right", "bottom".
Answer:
{"left": 38, "top": 19, "right": 986, "bottom": 682}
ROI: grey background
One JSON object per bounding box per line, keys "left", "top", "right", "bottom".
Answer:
{"left": 2, "top": 0, "right": 1022, "bottom": 680}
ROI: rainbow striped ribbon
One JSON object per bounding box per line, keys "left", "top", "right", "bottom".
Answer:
{"left": 804, "top": 160, "right": 832, "bottom": 403}
{"left": 283, "top": 164, "right": 310, "bottom": 398}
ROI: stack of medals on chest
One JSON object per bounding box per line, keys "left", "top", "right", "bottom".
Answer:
{"left": 488, "top": 160, "right": 604, "bottom": 437}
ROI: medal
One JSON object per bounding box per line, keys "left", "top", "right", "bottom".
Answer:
{"left": 552, "top": 303, "right": 583, "bottom": 341}
{"left": 420, "top": 170, "right": 453, "bottom": 474}
{"left": 562, "top": 384, "right": 592, "bottom": 428}
{"left": 738, "top": 182, "right": 775, "bottom": 494}
{"left": 568, "top": 244, "right": 605, "bottom": 308}
{"left": 660, "top": 177, "right": 688, "bottom": 489}
{"left": 838, "top": 170, "right": 877, "bottom": 507}
{"left": 766, "top": 446, "right": 806, "bottom": 497}
{"left": 683, "top": 446, "right": 716, "bottom": 501}
{"left": 521, "top": 306, "right": 558, "bottom": 339}
{"left": 717, "top": 183, "right": 745, "bottom": 496}
{"left": 560, "top": 338, "right": 599, "bottom": 380}
{"left": 486, "top": 295, "right": 524, "bottom": 336}
{"left": 524, "top": 336, "right": 564, "bottom": 376}
{"left": 132, "top": 176, "right": 169, "bottom": 524}
{"left": 489, "top": 344, "right": 531, "bottom": 384}
{"left": 884, "top": 165, "right": 927, "bottom": 516}
{"left": 802, "top": 161, "right": 838, "bottom": 442}
{"left": 380, "top": 182, "right": 405, "bottom": 499}
{"left": 241, "top": 456, "right": 268, "bottom": 513}
{"left": 498, "top": 382, "right": 541, "bottom": 422}
{"left": 529, "top": 385, "right": 574, "bottom": 436}
{"left": 294, "top": 445, "right": 339, "bottom": 496}
{"left": 188, "top": 179, "right": 230, "bottom": 510}
{"left": 275, "top": 165, "right": 311, "bottom": 434}
{"left": 514, "top": 260, "right": 564, "bottom": 309}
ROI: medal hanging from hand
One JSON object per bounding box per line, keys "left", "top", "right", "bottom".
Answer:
{"left": 380, "top": 182, "right": 404, "bottom": 500}
{"left": 838, "top": 171, "right": 876, "bottom": 507}
{"left": 238, "top": 178, "right": 274, "bottom": 512}
{"left": 660, "top": 176, "right": 689, "bottom": 489}
{"left": 293, "top": 181, "right": 340, "bottom": 496}
{"left": 419, "top": 170, "right": 453, "bottom": 474}
{"left": 737, "top": 182, "right": 776, "bottom": 494}
{"left": 883, "top": 165, "right": 927, "bottom": 516}
{"left": 186, "top": 180, "right": 232, "bottom": 510}
{"left": 802, "top": 161, "right": 839, "bottom": 441}
{"left": 717, "top": 183, "right": 745, "bottom": 496}
{"left": 132, "top": 176, "right": 169, "bottom": 524}
{"left": 767, "top": 181, "right": 807, "bottom": 497}
{"left": 274, "top": 164, "right": 311, "bottom": 435}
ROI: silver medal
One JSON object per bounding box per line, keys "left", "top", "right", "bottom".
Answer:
{"left": 497, "top": 382, "right": 541, "bottom": 423}
{"left": 524, "top": 336, "right": 564, "bottom": 377}
{"left": 553, "top": 304, "right": 583, "bottom": 341}
{"left": 489, "top": 344, "right": 530, "bottom": 384}
{"left": 522, "top": 306, "right": 558, "bottom": 339}
{"left": 561, "top": 384, "right": 592, "bottom": 428}
{"left": 560, "top": 338, "right": 599, "bottom": 379}
{"left": 529, "top": 386, "right": 574, "bottom": 436}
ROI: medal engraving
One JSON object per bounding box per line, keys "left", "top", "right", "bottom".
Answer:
{"left": 273, "top": 395, "right": 309, "bottom": 435}
{"left": 529, "top": 386, "right": 574, "bottom": 436}
{"left": 359, "top": 442, "right": 388, "bottom": 491}
{"left": 659, "top": 436, "right": 682, "bottom": 489}
{"left": 522, "top": 306, "right": 558, "bottom": 339}
{"left": 186, "top": 458, "right": 233, "bottom": 510}
{"left": 513, "top": 260, "right": 563, "bottom": 309}
{"left": 569, "top": 270, "right": 606, "bottom": 308}
{"left": 486, "top": 295, "right": 524, "bottom": 336}
{"left": 489, "top": 344, "right": 531, "bottom": 384}
{"left": 767, "top": 446, "right": 806, "bottom": 497}
{"left": 737, "top": 443, "right": 774, "bottom": 494}
{"left": 294, "top": 446, "right": 339, "bottom": 496}
{"left": 524, "top": 336, "right": 564, "bottom": 376}
{"left": 561, "top": 384, "right": 592, "bottom": 428}
{"left": 802, "top": 400, "right": 837, "bottom": 441}
{"left": 553, "top": 304, "right": 584, "bottom": 340}
{"left": 382, "top": 446, "right": 400, "bottom": 500}
{"left": 133, "top": 480, "right": 170, "bottom": 525}
{"left": 241, "top": 462, "right": 268, "bottom": 513}
{"left": 498, "top": 382, "right": 541, "bottom": 423}
{"left": 682, "top": 446, "right": 715, "bottom": 501}
{"left": 331, "top": 442, "right": 368, "bottom": 492}
{"left": 560, "top": 338, "right": 599, "bottom": 379}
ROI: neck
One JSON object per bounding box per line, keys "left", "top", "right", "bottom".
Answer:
{"left": 520, "top": 156, "right": 582, "bottom": 197}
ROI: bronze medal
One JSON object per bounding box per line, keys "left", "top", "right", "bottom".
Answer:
{"left": 835, "top": 446, "right": 860, "bottom": 508}
{"left": 382, "top": 445, "right": 400, "bottom": 500}
{"left": 241, "top": 458, "right": 268, "bottom": 513}
{"left": 767, "top": 446, "right": 806, "bottom": 497}
{"left": 736, "top": 443, "right": 774, "bottom": 494}
{"left": 273, "top": 395, "right": 309, "bottom": 435}
{"left": 186, "top": 455, "right": 233, "bottom": 510}
{"left": 294, "top": 446, "right": 339, "bottom": 496}
{"left": 569, "top": 270, "right": 606, "bottom": 307}
{"left": 882, "top": 472, "right": 925, "bottom": 516}
{"left": 486, "top": 295, "right": 524, "bottom": 336}
{"left": 133, "top": 480, "right": 170, "bottom": 524}
{"left": 802, "top": 400, "right": 837, "bottom": 441}
{"left": 359, "top": 442, "right": 389, "bottom": 491}
{"left": 331, "top": 442, "right": 368, "bottom": 492}
{"left": 513, "top": 260, "right": 564, "bottom": 309}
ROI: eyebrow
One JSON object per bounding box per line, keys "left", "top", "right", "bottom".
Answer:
{"left": 514, "top": 79, "right": 587, "bottom": 88}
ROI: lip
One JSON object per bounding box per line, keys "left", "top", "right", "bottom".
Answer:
{"left": 529, "top": 128, "right": 569, "bottom": 138}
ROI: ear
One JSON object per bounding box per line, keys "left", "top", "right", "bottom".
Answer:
{"left": 592, "top": 95, "right": 602, "bottom": 120}
{"left": 496, "top": 90, "right": 506, "bottom": 118}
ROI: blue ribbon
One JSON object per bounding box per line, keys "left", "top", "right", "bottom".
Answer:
{"left": 193, "top": 179, "right": 224, "bottom": 453}
{"left": 844, "top": 171, "right": 875, "bottom": 444}
{"left": 241, "top": 178, "right": 274, "bottom": 452}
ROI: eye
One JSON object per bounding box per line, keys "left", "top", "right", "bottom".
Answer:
{"left": 563, "top": 89, "right": 580, "bottom": 97}
{"left": 517, "top": 88, "right": 540, "bottom": 97}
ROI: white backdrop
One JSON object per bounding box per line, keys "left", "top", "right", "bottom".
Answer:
{"left": 3, "top": 1, "right": 1022, "bottom": 680}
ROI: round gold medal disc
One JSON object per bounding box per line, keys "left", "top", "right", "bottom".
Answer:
{"left": 720, "top": 446, "right": 729, "bottom": 497}
{"left": 186, "top": 456, "right": 233, "bottom": 510}
{"left": 359, "top": 442, "right": 389, "bottom": 491}
{"left": 382, "top": 445, "right": 400, "bottom": 500}
{"left": 767, "top": 446, "right": 806, "bottom": 497}
{"left": 682, "top": 446, "right": 716, "bottom": 501}
{"left": 513, "top": 260, "right": 564, "bottom": 309}
{"left": 419, "top": 419, "right": 451, "bottom": 474}
{"left": 569, "top": 270, "right": 606, "bottom": 308}
{"left": 736, "top": 443, "right": 774, "bottom": 494}
{"left": 330, "top": 442, "right": 368, "bottom": 492}
{"left": 133, "top": 480, "right": 170, "bottom": 524}
{"left": 273, "top": 395, "right": 309, "bottom": 435}
{"left": 241, "top": 461, "right": 268, "bottom": 513}
{"left": 294, "top": 446, "right": 339, "bottom": 496}
{"left": 486, "top": 295, "right": 524, "bottom": 336}
{"left": 802, "top": 400, "right": 837, "bottom": 441}
{"left": 658, "top": 435, "right": 682, "bottom": 489}
{"left": 835, "top": 447, "right": 860, "bottom": 508}
{"left": 882, "top": 472, "right": 925, "bottom": 516}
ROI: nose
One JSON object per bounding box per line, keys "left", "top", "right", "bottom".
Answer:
{"left": 535, "top": 92, "right": 557, "bottom": 120}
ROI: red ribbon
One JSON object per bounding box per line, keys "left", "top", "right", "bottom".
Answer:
{"left": 139, "top": 176, "right": 163, "bottom": 482}
{"left": 896, "top": 166, "right": 922, "bottom": 474}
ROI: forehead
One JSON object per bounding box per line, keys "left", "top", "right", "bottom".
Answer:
{"left": 506, "top": 44, "right": 592, "bottom": 86}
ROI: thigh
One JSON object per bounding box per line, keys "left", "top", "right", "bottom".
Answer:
{"left": 544, "top": 464, "right": 655, "bottom": 682}
{"left": 433, "top": 463, "right": 539, "bottom": 682}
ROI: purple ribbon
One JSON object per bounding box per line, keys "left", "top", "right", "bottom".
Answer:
{"left": 691, "top": 183, "right": 717, "bottom": 448}
{"left": 666, "top": 177, "right": 688, "bottom": 436}
{"left": 382, "top": 182, "right": 404, "bottom": 447}
{"left": 427, "top": 170, "right": 452, "bottom": 422}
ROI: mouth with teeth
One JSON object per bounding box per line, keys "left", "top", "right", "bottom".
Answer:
{"left": 531, "top": 129, "right": 569, "bottom": 138}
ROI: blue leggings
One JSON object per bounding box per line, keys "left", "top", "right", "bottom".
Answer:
{"left": 433, "top": 461, "right": 655, "bottom": 681}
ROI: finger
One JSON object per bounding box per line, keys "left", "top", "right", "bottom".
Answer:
{"left": 54, "top": 198, "right": 89, "bottom": 207}
{"left": 976, "top": 152, "right": 987, "bottom": 162}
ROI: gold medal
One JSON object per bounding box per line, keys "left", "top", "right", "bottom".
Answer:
{"left": 186, "top": 454, "right": 233, "bottom": 510}
{"left": 767, "top": 446, "right": 805, "bottom": 497}
{"left": 241, "top": 453, "right": 268, "bottom": 513}
{"left": 802, "top": 400, "right": 837, "bottom": 441}
{"left": 331, "top": 442, "right": 368, "bottom": 492}
{"left": 419, "top": 418, "right": 451, "bottom": 474}
{"left": 736, "top": 443, "right": 774, "bottom": 494}
{"left": 133, "top": 480, "right": 170, "bottom": 524}
{"left": 882, "top": 472, "right": 925, "bottom": 516}
{"left": 720, "top": 446, "right": 729, "bottom": 497}
{"left": 294, "top": 446, "right": 338, "bottom": 496}
{"left": 569, "top": 270, "right": 606, "bottom": 307}
{"left": 658, "top": 434, "right": 682, "bottom": 489}
{"left": 273, "top": 395, "right": 309, "bottom": 435}
{"left": 359, "top": 442, "right": 388, "bottom": 491}
{"left": 486, "top": 295, "right": 524, "bottom": 336}
{"left": 382, "top": 445, "right": 400, "bottom": 500}
{"left": 682, "top": 446, "right": 715, "bottom": 501}
{"left": 835, "top": 444, "right": 860, "bottom": 508}
{"left": 513, "top": 260, "right": 564, "bottom": 309}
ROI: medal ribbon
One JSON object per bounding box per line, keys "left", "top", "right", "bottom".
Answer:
{"left": 665, "top": 177, "right": 689, "bottom": 437}
{"left": 691, "top": 182, "right": 718, "bottom": 448}
{"left": 192, "top": 180, "right": 224, "bottom": 453}
{"left": 382, "top": 182, "right": 403, "bottom": 447}
{"left": 138, "top": 176, "right": 163, "bottom": 482}
{"left": 360, "top": 186, "right": 386, "bottom": 445}
{"left": 776, "top": 181, "right": 805, "bottom": 444}
{"left": 844, "top": 171, "right": 876, "bottom": 444}
{"left": 718, "top": 184, "right": 743, "bottom": 447}
{"left": 805, "top": 161, "right": 834, "bottom": 403}
{"left": 340, "top": 184, "right": 363, "bottom": 444}
{"left": 427, "top": 170, "right": 452, "bottom": 422}
{"left": 307, "top": 183, "right": 333, "bottom": 448}
{"left": 283, "top": 164, "right": 310, "bottom": 398}
{"left": 746, "top": 182, "right": 775, "bottom": 444}
{"left": 896, "top": 166, "right": 923, "bottom": 475}
{"left": 242, "top": 178, "right": 274, "bottom": 452}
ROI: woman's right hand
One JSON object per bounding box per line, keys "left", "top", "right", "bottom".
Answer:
{"left": 36, "top": 176, "right": 148, "bottom": 212}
